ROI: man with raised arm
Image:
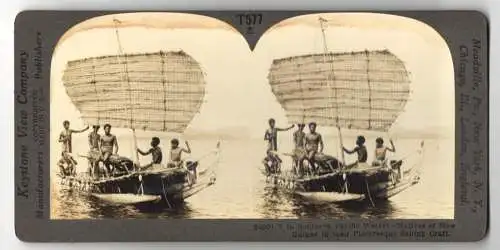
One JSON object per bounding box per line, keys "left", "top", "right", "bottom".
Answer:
{"left": 167, "top": 139, "right": 191, "bottom": 168}
{"left": 58, "top": 120, "right": 89, "bottom": 176}
{"left": 137, "top": 137, "right": 163, "bottom": 170}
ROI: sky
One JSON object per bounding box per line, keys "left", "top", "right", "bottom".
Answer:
{"left": 50, "top": 12, "right": 455, "bottom": 139}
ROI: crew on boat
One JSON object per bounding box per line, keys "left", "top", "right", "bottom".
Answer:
{"left": 305, "top": 122, "right": 324, "bottom": 174}
{"left": 167, "top": 138, "right": 191, "bottom": 168}
{"left": 372, "top": 137, "right": 396, "bottom": 167}
{"left": 292, "top": 123, "right": 307, "bottom": 174}
{"left": 137, "top": 137, "right": 163, "bottom": 170}
{"left": 263, "top": 118, "right": 294, "bottom": 174}
{"left": 58, "top": 120, "right": 89, "bottom": 176}
{"left": 343, "top": 135, "right": 368, "bottom": 167}
{"left": 87, "top": 125, "right": 101, "bottom": 178}
{"left": 100, "top": 124, "right": 119, "bottom": 176}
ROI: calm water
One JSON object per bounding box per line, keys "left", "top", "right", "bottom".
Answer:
{"left": 50, "top": 134, "right": 454, "bottom": 219}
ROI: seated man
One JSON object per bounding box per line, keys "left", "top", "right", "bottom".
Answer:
{"left": 262, "top": 150, "right": 281, "bottom": 175}
{"left": 167, "top": 139, "right": 191, "bottom": 168}
{"left": 343, "top": 135, "right": 368, "bottom": 168}
{"left": 372, "top": 137, "right": 396, "bottom": 167}
{"left": 57, "top": 152, "right": 77, "bottom": 177}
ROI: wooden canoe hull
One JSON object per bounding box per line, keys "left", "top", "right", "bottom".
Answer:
{"left": 264, "top": 159, "right": 420, "bottom": 203}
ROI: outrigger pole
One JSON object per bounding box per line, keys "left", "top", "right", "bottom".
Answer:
{"left": 113, "top": 18, "right": 140, "bottom": 165}
{"left": 319, "top": 17, "right": 346, "bottom": 167}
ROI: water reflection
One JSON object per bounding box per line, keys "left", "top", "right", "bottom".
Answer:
{"left": 54, "top": 186, "right": 195, "bottom": 219}
{"left": 257, "top": 184, "right": 401, "bottom": 220}
{"left": 259, "top": 186, "right": 295, "bottom": 219}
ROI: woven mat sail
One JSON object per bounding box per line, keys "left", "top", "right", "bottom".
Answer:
{"left": 267, "top": 49, "right": 410, "bottom": 132}
{"left": 62, "top": 51, "right": 205, "bottom": 133}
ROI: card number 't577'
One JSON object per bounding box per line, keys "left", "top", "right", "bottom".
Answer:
{"left": 236, "top": 14, "right": 263, "bottom": 25}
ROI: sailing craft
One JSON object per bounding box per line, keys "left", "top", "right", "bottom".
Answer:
{"left": 55, "top": 22, "right": 220, "bottom": 207}
{"left": 262, "top": 17, "right": 424, "bottom": 204}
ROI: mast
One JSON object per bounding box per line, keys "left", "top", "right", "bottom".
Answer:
{"left": 113, "top": 18, "right": 140, "bottom": 165}
{"left": 318, "top": 17, "right": 346, "bottom": 166}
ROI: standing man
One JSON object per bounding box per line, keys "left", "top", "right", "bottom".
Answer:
{"left": 264, "top": 118, "right": 294, "bottom": 155}
{"left": 100, "top": 124, "right": 119, "bottom": 176}
{"left": 59, "top": 120, "right": 89, "bottom": 154}
{"left": 292, "top": 123, "right": 306, "bottom": 175}
{"left": 88, "top": 125, "right": 101, "bottom": 178}
{"left": 58, "top": 120, "right": 89, "bottom": 176}
{"left": 263, "top": 118, "right": 294, "bottom": 173}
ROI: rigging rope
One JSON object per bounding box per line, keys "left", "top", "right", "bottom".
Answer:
{"left": 112, "top": 17, "right": 140, "bottom": 165}
{"left": 366, "top": 50, "right": 372, "bottom": 129}
{"left": 364, "top": 178, "right": 375, "bottom": 207}
{"left": 297, "top": 58, "right": 305, "bottom": 124}
{"left": 91, "top": 58, "right": 100, "bottom": 122}
{"left": 161, "top": 178, "right": 172, "bottom": 208}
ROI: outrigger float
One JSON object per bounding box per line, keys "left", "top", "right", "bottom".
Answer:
{"left": 57, "top": 19, "right": 219, "bottom": 207}
{"left": 262, "top": 17, "right": 424, "bottom": 205}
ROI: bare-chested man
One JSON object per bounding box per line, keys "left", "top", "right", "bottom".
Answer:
{"left": 264, "top": 118, "right": 294, "bottom": 153}
{"left": 100, "top": 124, "right": 119, "bottom": 175}
{"left": 264, "top": 118, "right": 294, "bottom": 164}
{"left": 293, "top": 123, "right": 306, "bottom": 149}
{"left": 167, "top": 138, "right": 191, "bottom": 168}
{"left": 305, "top": 122, "right": 324, "bottom": 173}
{"left": 372, "top": 137, "right": 395, "bottom": 166}
{"left": 87, "top": 125, "right": 101, "bottom": 177}
{"left": 137, "top": 137, "right": 163, "bottom": 170}
{"left": 343, "top": 135, "right": 368, "bottom": 166}
{"left": 59, "top": 120, "right": 89, "bottom": 154}
{"left": 88, "top": 125, "right": 101, "bottom": 150}
{"left": 58, "top": 120, "right": 89, "bottom": 175}
{"left": 292, "top": 123, "right": 306, "bottom": 174}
